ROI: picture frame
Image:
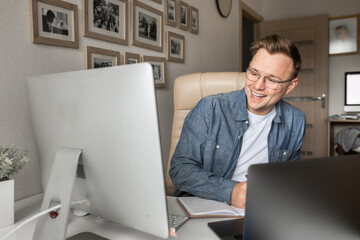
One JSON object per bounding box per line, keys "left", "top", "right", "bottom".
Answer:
{"left": 329, "top": 14, "right": 360, "bottom": 56}
{"left": 167, "top": 31, "right": 185, "bottom": 63}
{"left": 30, "top": 0, "right": 79, "bottom": 48}
{"left": 132, "top": 0, "right": 163, "bottom": 52}
{"left": 178, "top": 1, "right": 189, "bottom": 31}
{"left": 165, "top": 0, "right": 177, "bottom": 27}
{"left": 86, "top": 46, "right": 121, "bottom": 69}
{"left": 124, "top": 52, "right": 140, "bottom": 64}
{"left": 142, "top": 56, "right": 166, "bottom": 88}
{"left": 189, "top": 6, "right": 199, "bottom": 34}
{"left": 83, "top": 0, "right": 128, "bottom": 45}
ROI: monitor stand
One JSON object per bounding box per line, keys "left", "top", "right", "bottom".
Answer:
{"left": 33, "top": 147, "right": 82, "bottom": 240}
{"left": 66, "top": 232, "right": 109, "bottom": 240}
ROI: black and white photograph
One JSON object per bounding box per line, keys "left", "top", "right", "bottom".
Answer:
{"left": 138, "top": 12, "right": 157, "bottom": 42}
{"left": 167, "top": 31, "right": 184, "bottom": 63}
{"left": 94, "top": 58, "right": 113, "bottom": 68}
{"left": 41, "top": 8, "right": 69, "bottom": 35}
{"left": 165, "top": 0, "right": 177, "bottom": 27}
{"left": 93, "top": 0, "right": 119, "bottom": 33}
{"left": 86, "top": 46, "right": 120, "bottom": 69}
{"left": 152, "top": 64, "right": 162, "bottom": 80}
{"left": 189, "top": 6, "right": 199, "bottom": 34}
{"left": 329, "top": 14, "right": 359, "bottom": 56}
{"left": 132, "top": 0, "right": 163, "bottom": 52}
{"left": 142, "top": 56, "right": 166, "bottom": 87}
{"left": 124, "top": 52, "right": 140, "bottom": 64}
{"left": 179, "top": 1, "right": 189, "bottom": 31}
{"left": 31, "top": 0, "right": 79, "bottom": 48}
{"left": 171, "top": 39, "right": 180, "bottom": 55}
{"left": 84, "top": 0, "right": 128, "bottom": 45}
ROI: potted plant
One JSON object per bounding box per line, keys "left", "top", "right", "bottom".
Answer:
{"left": 0, "top": 144, "right": 29, "bottom": 228}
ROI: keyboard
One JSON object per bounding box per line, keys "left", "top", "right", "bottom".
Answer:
{"left": 168, "top": 214, "right": 189, "bottom": 232}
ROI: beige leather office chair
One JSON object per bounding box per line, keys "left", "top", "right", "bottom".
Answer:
{"left": 165, "top": 72, "right": 247, "bottom": 195}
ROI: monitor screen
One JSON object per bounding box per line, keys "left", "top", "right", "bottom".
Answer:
{"left": 344, "top": 71, "right": 360, "bottom": 112}
{"left": 27, "top": 63, "right": 169, "bottom": 238}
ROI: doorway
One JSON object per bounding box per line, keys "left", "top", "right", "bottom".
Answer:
{"left": 239, "top": 2, "right": 262, "bottom": 71}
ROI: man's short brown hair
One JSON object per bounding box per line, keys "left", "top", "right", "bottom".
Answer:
{"left": 250, "top": 34, "right": 302, "bottom": 79}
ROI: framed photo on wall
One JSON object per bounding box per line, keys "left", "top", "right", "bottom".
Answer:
{"left": 132, "top": 0, "right": 163, "bottom": 52}
{"left": 142, "top": 56, "right": 166, "bottom": 88}
{"left": 178, "top": 1, "right": 189, "bottom": 31}
{"left": 167, "top": 31, "right": 185, "bottom": 63}
{"left": 329, "top": 14, "right": 360, "bottom": 56}
{"left": 86, "top": 46, "right": 121, "bottom": 69}
{"left": 189, "top": 6, "right": 199, "bottom": 34}
{"left": 83, "top": 0, "right": 128, "bottom": 45}
{"left": 30, "top": 0, "right": 79, "bottom": 48}
{"left": 165, "top": 0, "right": 177, "bottom": 27}
{"left": 124, "top": 52, "right": 140, "bottom": 64}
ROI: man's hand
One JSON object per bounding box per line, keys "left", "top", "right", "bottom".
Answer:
{"left": 231, "top": 182, "right": 247, "bottom": 208}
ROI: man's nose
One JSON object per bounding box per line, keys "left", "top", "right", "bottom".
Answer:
{"left": 253, "top": 76, "right": 266, "bottom": 90}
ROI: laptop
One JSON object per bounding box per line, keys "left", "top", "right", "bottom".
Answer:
{"left": 209, "top": 155, "right": 360, "bottom": 240}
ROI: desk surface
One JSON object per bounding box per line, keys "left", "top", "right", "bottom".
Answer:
{"left": 0, "top": 194, "right": 235, "bottom": 240}
{"left": 327, "top": 117, "right": 360, "bottom": 123}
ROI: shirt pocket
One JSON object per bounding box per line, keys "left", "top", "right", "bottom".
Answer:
{"left": 204, "top": 140, "right": 233, "bottom": 169}
{"left": 275, "top": 150, "right": 293, "bottom": 161}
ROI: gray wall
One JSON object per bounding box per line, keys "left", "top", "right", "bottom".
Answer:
{"left": 0, "top": 0, "right": 241, "bottom": 200}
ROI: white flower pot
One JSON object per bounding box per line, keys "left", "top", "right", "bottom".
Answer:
{"left": 0, "top": 179, "right": 14, "bottom": 229}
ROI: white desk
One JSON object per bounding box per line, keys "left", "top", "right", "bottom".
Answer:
{"left": 0, "top": 194, "right": 233, "bottom": 240}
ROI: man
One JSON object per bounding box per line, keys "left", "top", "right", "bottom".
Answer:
{"left": 329, "top": 24, "right": 357, "bottom": 54}
{"left": 169, "top": 34, "right": 306, "bottom": 209}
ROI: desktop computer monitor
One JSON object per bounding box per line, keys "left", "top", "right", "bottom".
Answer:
{"left": 27, "top": 63, "right": 169, "bottom": 239}
{"left": 344, "top": 71, "right": 360, "bottom": 112}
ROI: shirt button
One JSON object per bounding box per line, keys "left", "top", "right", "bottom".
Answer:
{"left": 238, "top": 136, "right": 240, "bottom": 139}
{"left": 216, "top": 145, "right": 220, "bottom": 149}
{"left": 283, "top": 152, "right": 287, "bottom": 155}
{"left": 245, "top": 121, "right": 249, "bottom": 124}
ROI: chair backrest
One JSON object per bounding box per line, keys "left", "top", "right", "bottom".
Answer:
{"left": 165, "top": 72, "right": 247, "bottom": 195}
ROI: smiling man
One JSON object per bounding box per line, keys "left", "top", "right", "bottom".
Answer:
{"left": 169, "top": 34, "right": 306, "bottom": 209}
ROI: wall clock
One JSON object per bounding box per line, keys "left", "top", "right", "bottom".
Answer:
{"left": 216, "top": 0, "right": 232, "bottom": 18}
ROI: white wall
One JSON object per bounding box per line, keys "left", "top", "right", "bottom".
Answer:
{"left": 260, "top": 0, "right": 360, "bottom": 115}
{"left": 0, "top": 0, "right": 240, "bottom": 200}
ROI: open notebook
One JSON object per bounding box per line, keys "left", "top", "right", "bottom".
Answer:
{"left": 177, "top": 197, "right": 245, "bottom": 218}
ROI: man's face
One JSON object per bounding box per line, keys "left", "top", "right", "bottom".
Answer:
{"left": 245, "top": 48, "right": 298, "bottom": 116}
{"left": 335, "top": 28, "right": 347, "bottom": 40}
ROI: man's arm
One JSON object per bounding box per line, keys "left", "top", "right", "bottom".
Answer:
{"left": 169, "top": 98, "right": 238, "bottom": 204}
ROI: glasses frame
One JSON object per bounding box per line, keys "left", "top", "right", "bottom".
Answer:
{"left": 246, "top": 67, "right": 294, "bottom": 90}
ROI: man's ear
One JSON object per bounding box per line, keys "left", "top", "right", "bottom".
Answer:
{"left": 285, "top": 78, "right": 298, "bottom": 95}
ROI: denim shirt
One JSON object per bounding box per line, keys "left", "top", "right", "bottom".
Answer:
{"left": 169, "top": 89, "right": 306, "bottom": 204}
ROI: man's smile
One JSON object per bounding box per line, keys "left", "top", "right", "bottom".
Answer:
{"left": 251, "top": 90, "right": 266, "bottom": 99}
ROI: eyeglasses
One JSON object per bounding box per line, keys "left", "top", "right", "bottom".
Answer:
{"left": 246, "top": 67, "right": 294, "bottom": 90}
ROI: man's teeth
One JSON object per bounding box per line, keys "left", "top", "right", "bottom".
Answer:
{"left": 252, "top": 91, "right": 265, "bottom": 98}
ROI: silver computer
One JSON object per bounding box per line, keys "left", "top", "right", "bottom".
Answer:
{"left": 27, "top": 63, "right": 169, "bottom": 239}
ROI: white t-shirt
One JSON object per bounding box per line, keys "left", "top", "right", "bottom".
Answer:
{"left": 231, "top": 107, "right": 276, "bottom": 182}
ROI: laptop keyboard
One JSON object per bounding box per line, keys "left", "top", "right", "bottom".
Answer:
{"left": 168, "top": 214, "right": 189, "bottom": 232}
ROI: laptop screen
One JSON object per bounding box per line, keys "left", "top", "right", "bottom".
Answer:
{"left": 243, "top": 155, "right": 360, "bottom": 240}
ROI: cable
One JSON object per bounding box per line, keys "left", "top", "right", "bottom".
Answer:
{"left": 0, "top": 199, "right": 87, "bottom": 240}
